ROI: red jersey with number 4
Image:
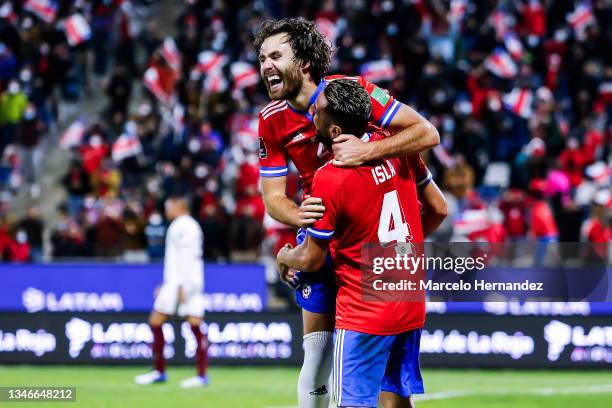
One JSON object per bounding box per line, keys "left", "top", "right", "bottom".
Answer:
{"left": 258, "top": 75, "right": 403, "bottom": 196}
{"left": 308, "top": 147, "right": 430, "bottom": 336}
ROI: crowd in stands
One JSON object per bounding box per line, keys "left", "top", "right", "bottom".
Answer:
{"left": 0, "top": 0, "right": 609, "bottom": 263}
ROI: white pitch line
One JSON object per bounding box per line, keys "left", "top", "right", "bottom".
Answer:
{"left": 265, "top": 384, "right": 612, "bottom": 408}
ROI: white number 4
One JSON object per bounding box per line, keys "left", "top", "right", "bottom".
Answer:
{"left": 378, "top": 190, "right": 411, "bottom": 244}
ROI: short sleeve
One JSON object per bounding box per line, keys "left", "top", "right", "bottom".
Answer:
{"left": 307, "top": 167, "right": 340, "bottom": 240}
{"left": 359, "top": 77, "right": 402, "bottom": 129}
{"left": 258, "top": 113, "right": 288, "bottom": 178}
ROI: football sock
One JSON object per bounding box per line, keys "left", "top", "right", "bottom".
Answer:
{"left": 191, "top": 324, "right": 208, "bottom": 377}
{"left": 298, "top": 331, "right": 333, "bottom": 408}
{"left": 151, "top": 325, "right": 165, "bottom": 374}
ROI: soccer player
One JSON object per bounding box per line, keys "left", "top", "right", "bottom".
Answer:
{"left": 277, "top": 79, "right": 446, "bottom": 407}
{"left": 134, "top": 195, "right": 209, "bottom": 388}
{"left": 253, "top": 18, "right": 439, "bottom": 407}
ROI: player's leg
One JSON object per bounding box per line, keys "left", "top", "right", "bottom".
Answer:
{"left": 333, "top": 329, "right": 393, "bottom": 407}
{"left": 180, "top": 315, "right": 209, "bottom": 388}
{"left": 295, "top": 229, "right": 336, "bottom": 408}
{"left": 380, "top": 329, "right": 424, "bottom": 408}
{"left": 134, "top": 310, "right": 169, "bottom": 385}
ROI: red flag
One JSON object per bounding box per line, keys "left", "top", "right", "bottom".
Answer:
{"left": 24, "top": 0, "right": 57, "bottom": 23}
{"left": 59, "top": 120, "right": 86, "bottom": 149}
{"left": 359, "top": 60, "right": 396, "bottom": 83}
{"left": 231, "top": 62, "right": 259, "bottom": 90}
{"left": 143, "top": 67, "right": 172, "bottom": 105}
{"left": 65, "top": 14, "right": 92, "bottom": 46}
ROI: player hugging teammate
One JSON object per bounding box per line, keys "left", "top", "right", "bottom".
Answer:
{"left": 253, "top": 18, "right": 445, "bottom": 408}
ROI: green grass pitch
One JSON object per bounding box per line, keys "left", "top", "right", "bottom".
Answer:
{"left": 0, "top": 366, "right": 610, "bottom": 407}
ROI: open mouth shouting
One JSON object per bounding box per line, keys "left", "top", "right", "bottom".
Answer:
{"left": 267, "top": 73, "right": 283, "bottom": 93}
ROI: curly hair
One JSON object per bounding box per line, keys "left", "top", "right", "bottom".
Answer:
{"left": 323, "top": 79, "right": 372, "bottom": 135}
{"left": 253, "top": 18, "right": 332, "bottom": 83}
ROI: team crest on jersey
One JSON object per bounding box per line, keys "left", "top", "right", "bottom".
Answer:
{"left": 259, "top": 137, "right": 267, "bottom": 158}
{"left": 302, "top": 285, "right": 312, "bottom": 299}
{"left": 370, "top": 86, "right": 390, "bottom": 106}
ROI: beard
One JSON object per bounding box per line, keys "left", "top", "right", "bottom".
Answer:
{"left": 264, "top": 63, "right": 303, "bottom": 101}
{"left": 315, "top": 128, "right": 333, "bottom": 148}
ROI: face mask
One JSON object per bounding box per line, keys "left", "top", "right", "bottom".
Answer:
{"left": 24, "top": 109, "right": 36, "bottom": 120}
{"left": 8, "top": 82, "right": 19, "bottom": 94}
{"left": 16, "top": 231, "right": 27, "bottom": 244}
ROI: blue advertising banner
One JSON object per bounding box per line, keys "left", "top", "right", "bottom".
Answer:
{"left": 0, "top": 264, "right": 267, "bottom": 313}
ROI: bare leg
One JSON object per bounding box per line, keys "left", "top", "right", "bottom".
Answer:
{"left": 380, "top": 391, "right": 414, "bottom": 408}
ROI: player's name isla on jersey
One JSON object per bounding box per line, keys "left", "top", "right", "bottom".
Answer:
{"left": 372, "top": 279, "right": 545, "bottom": 292}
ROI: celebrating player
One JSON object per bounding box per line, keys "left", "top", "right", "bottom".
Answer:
{"left": 277, "top": 79, "right": 446, "bottom": 407}
{"left": 253, "top": 18, "right": 440, "bottom": 407}
{"left": 134, "top": 195, "right": 209, "bottom": 388}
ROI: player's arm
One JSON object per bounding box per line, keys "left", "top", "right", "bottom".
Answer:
{"left": 277, "top": 235, "right": 329, "bottom": 281}
{"left": 262, "top": 177, "right": 324, "bottom": 228}
{"left": 259, "top": 114, "right": 324, "bottom": 227}
{"left": 332, "top": 80, "right": 439, "bottom": 167}
{"left": 414, "top": 156, "right": 448, "bottom": 237}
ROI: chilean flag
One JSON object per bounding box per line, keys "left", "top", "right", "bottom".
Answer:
{"left": 143, "top": 67, "right": 172, "bottom": 105}
{"left": 315, "top": 17, "right": 338, "bottom": 44}
{"left": 567, "top": 2, "right": 595, "bottom": 39}
{"left": 65, "top": 14, "right": 91, "bottom": 46}
{"left": 112, "top": 126, "right": 142, "bottom": 162}
{"left": 59, "top": 120, "right": 86, "bottom": 149}
{"left": 159, "top": 37, "right": 181, "bottom": 74}
{"left": 503, "top": 88, "right": 533, "bottom": 118}
{"left": 0, "top": 2, "right": 17, "bottom": 24}
{"left": 231, "top": 61, "right": 259, "bottom": 90}
{"left": 484, "top": 48, "right": 518, "bottom": 79}
{"left": 504, "top": 32, "right": 523, "bottom": 61}
{"left": 204, "top": 71, "right": 228, "bottom": 94}
{"left": 24, "top": 0, "right": 58, "bottom": 23}
{"left": 197, "top": 51, "right": 227, "bottom": 74}
{"left": 449, "top": 0, "right": 467, "bottom": 24}
{"left": 359, "top": 60, "right": 396, "bottom": 84}
{"left": 490, "top": 9, "right": 509, "bottom": 40}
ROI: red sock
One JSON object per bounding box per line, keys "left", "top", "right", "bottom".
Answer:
{"left": 151, "top": 325, "right": 165, "bottom": 373}
{"left": 191, "top": 324, "right": 208, "bottom": 377}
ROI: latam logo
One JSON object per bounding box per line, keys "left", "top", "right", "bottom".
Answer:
{"left": 543, "top": 320, "right": 612, "bottom": 363}
{"left": 22, "top": 287, "right": 123, "bottom": 313}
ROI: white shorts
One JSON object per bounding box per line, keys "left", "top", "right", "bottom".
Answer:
{"left": 153, "top": 283, "right": 205, "bottom": 318}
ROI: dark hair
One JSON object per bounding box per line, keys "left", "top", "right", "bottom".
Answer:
{"left": 253, "top": 18, "right": 332, "bottom": 83}
{"left": 323, "top": 79, "right": 372, "bottom": 135}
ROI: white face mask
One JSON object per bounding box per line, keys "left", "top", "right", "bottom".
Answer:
{"left": 16, "top": 231, "right": 27, "bottom": 244}
{"left": 8, "top": 82, "right": 19, "bottom": 94}
{"left": 24, "top": 109, "right": 36, "bottom": 120}
{"left": 90, "top": 135, "right": 102, "bottom": 148}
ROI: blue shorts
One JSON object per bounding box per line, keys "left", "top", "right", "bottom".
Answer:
{"left": 295, "top": 228, "right": 336, "bottom": 314}
{"left": 333, "top": 328, "right": 424, "bottom": 407}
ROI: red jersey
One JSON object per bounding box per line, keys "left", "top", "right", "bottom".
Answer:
{"left": 258, "top": 75, "right": 402, "bottom": 196}
{"left": 308, "top": 149, "right": 431, "bottom": 336}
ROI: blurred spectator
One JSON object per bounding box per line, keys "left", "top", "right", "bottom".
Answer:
{"left": 63, "top": 159, "right": 92, "bottom": 217}
{"left": 0, "top": 80, "right": 27, "bottom": 155}
{"left": 144, "top": 211, "right": 166, "bottom": 260}
{"left": 16, "top": 207, "right": 44, "bottom": 262}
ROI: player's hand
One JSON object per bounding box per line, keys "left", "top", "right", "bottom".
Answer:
{"left": 298, "top": 195, "right": 325, "bottom": 227}
{"left": 332, "top": 134, "right": 373, "bottom": 167}
{"left": 277, "top": 244, "right": 299, "bottom": 288}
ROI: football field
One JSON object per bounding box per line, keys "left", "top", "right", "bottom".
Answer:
{"left": 0, "top": 366, "right": 611, "bottom": 407}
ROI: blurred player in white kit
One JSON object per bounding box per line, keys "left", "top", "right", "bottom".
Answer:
{"left": 135, "top": 195, "right": 209, "bottom": 388}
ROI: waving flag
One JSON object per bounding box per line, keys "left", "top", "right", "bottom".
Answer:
{"left": 0, "top": 2, "right": 17, "bottom": 24}
{"left": 24, "top": 0, "right": 57, "bottom": 23}
{"left": 204, "top": 71, "right": 228, "bottom": 94}
{"left": 490, "top": 9, "right": 510, "bottom": 40}
{"left": 504, "top": 32, "right": 523, "bottom": 61}
{"left": 143, "top": 67, "right": 172, "bottom": 105}
{"left": 315, "top": 17, "right": 338, "bottom": 44}
{"left": 159, "top": 37, "right": 181, "bottom": 74}
{"left": 59, "top": 120, "right": 86, "bottom": 149}
{"left": 567, "top": 2, "right": 595, "bottom": 40}
{"left": 484, "top": 48, "right": 518, "bottom": 79}
{"left": 197, "top": 51, "right": 227, "bottom": 74}
{"left": 65, "top": 14, "right": 91, "bottom": 46}
{"left": 503, "top": 88, "right": 533, "bottom": 118}
{"left": 112, "top": 125, "right": 142, "bottom": 162}
{"left": 359, "top": 60, "right": 396, "bottom": 84}
{"left": 231, "top": 62, "right": 259, "bottom": 90}
{"left": 449, "top": 0, "right": 467, "bottom": 25}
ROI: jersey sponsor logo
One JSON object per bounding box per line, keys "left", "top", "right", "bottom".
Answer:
{"left": 370, "top": 86, "right": 390, "bottom": 106}
{"left": 259, "top": 137, "right": 267, "bottom": 158}
{"left": 291, "top": 132, "right": 306, "bottom": 143}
